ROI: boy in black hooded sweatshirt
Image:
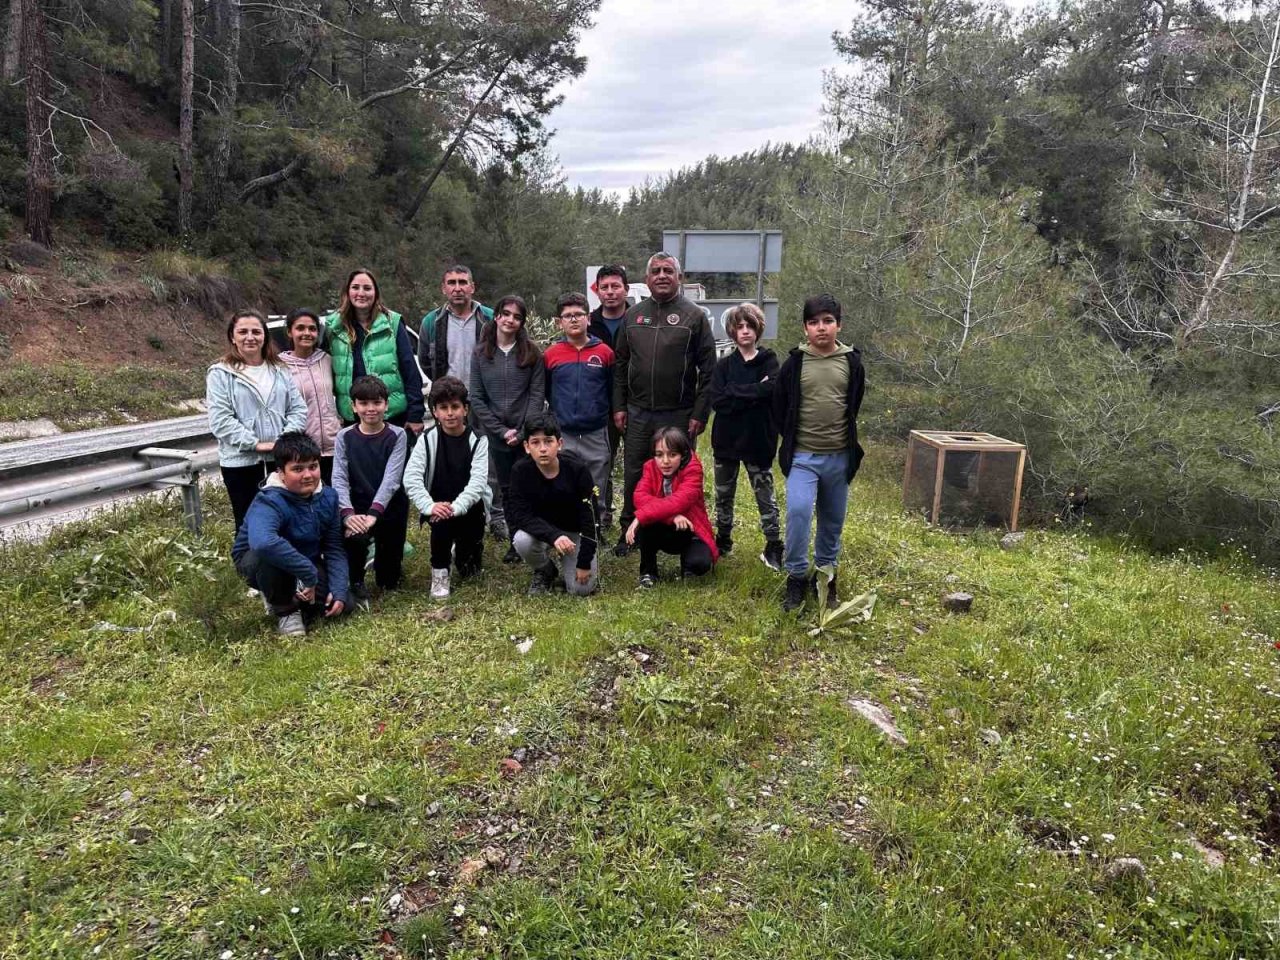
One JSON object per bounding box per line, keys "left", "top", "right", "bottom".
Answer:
{"left": 709, "top": 302, "right": 783, "bottom": 569}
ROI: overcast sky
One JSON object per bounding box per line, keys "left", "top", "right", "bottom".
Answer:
{"left": 547, "top": 0, "right": 856, "bottom": 195}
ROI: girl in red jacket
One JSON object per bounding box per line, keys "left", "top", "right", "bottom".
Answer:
{"left": 624, "top": 426, "right": 719, "bottom": 587}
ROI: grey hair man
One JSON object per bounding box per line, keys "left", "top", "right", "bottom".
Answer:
{"left": 610, "top": 252, "right": 717, "bottom": 556}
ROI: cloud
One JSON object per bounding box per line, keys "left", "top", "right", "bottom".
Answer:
{"left": 547, "top": 0, "right": 854, "bottom": 193}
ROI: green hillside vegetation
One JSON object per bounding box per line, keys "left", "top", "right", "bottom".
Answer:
{"left": 3, "top": 448, "right": 1279, "bottom": 958}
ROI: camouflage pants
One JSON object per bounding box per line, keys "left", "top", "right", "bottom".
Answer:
{"left": 714, "top": 458, "right": 781, "bottom": 541}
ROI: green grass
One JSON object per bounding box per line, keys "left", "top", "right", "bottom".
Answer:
{"left": 0, "top": 362, "right": 207, "bottom": 428}
{"left": 3, "top": 447, "right": 1280, "bottom": 958}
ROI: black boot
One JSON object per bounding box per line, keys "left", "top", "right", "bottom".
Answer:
{"left": 760, "top": 539, "right": 784, "bottom": 571}
{"left": 783, "top": 574, "right": 808, "bottom": 612}
{"left": 715, "top": 528, "right": 733, "bottom": 555}
{"left": 528, "top": 561, "right": 558, "bottom": 596}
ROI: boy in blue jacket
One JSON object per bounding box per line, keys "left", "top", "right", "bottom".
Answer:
{"left": 543, "top": 292, "right": 614, "bottom": 521}
{"left": 232, "top": 431, "right": 349, "bottom": 636}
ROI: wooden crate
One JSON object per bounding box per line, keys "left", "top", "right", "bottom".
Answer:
{"left": 903, "top": 430, "right": 1027, "bottom": 531}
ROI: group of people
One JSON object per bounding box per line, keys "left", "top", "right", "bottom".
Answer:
{"left": 206, "top": 254, "right": 865, "bottom": 635}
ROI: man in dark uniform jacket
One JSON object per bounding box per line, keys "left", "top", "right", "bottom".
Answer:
{"left": 611, "top": 253, "right": 717, "bottom": 556}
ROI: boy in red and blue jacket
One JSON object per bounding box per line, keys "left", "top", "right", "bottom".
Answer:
{"left": 543, "top": 292, "right": 615, "bottom": 515}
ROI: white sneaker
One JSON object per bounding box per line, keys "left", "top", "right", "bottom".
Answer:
{"left": 277, "top": 611, "right": 305, "bottom": 636}
{"left": 261, "top": 594, "right": 273, "bottom": 615}
{"left": 430, "top": 567, "right": 451, "bottom": 600}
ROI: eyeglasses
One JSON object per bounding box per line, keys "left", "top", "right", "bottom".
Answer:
{"left": 558, "top": 313, "right": 588, "bottom": 321}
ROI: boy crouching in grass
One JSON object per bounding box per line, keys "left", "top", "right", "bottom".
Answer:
{"left": 773, "top": 294, "right": 866, "bottom": 613}
{"left": 232, "top": 431, "right": 348, "bottom": 636}
{"left": 506, "top": 412, "right": 600, "bottom": 596}
{"left": 332, "top": 375, "right": 409, "bottom": 602}
{"left": 404, "top": 376, "right": 491, "bottom": 601}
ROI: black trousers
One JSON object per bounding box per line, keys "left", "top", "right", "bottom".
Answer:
{"left": 427, "top": 507, "right": 486, "bottom": 575}
{"left": 235, "top": 549, "right": 329, "bottom": 617}
{"left": 636, "top": 523, "right": 714, "bottom": 578}
{"left": 343, "top": 490, "right": 409, "bottom": 589}
{"left": 222, "top": 462, "right": 271, "bottom": 534}
{"left": 619, "top": 406, "right": 690, "bottom": 529}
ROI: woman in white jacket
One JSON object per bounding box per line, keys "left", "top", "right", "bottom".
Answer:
{"left": 206, "top": 309, "right": 308, "bottom": 533}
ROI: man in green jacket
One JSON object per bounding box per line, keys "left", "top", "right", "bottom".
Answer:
{"left": 611, "top": 252, "right": 717, "bottom": 556}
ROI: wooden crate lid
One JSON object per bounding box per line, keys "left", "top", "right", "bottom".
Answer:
{"left": 907, "top": 429, "right": 1025, "bottom": 452}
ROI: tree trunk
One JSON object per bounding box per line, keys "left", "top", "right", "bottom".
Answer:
{"left": 21, "top": 0, "right": 52, "bottom": 246}
{"left": 177, "top": 0, "right": 194, "bottom": 242}
{"left": 1186, "top": 10, "right": 1280, "bottom": 347}
{"left": 159, "top": 0, "right": 173, "bottom": 76}
{"left": 2, "top": 0, "right": 22, "bottom": 81}
{"left": 210, "top": 0, "right": 240, "bottom": 211}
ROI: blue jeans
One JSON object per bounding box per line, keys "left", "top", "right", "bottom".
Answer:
{"left": 783, "top": 450, "right": 851, "bottom": 576}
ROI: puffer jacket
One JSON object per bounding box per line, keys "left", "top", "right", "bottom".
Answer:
{"left": 470, "top": 346, "right": 545, "bottom": 439}
{"left": 633, "top": 454, "right": 719, "bottom": 562}
{"left": 231, "top": 474, "right": 349, "bottom": 603}
{"left": 206, "top": 361, "right": 308, "bottom": 468}
{"left": 280, "top": 350, "right": 341, "bottom": 457}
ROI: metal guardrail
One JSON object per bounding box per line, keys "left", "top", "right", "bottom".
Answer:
{"left": 0, "top": 417, "right": 217, "bottom": 535}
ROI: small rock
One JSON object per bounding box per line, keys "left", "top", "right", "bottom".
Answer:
{"left": 999, "top": 531, "right": 1027, "bottom": 551}
{"left": 943, "top": 573, "right": 960, "bottom": 584}
{"left": 846, "top": 698, "right": 908, "bottom": 747}
{"left": 1188, "top": 838, "right": 1225, "bottom": 869}
{"left": 979, "top": 728, "right": 1003, "bottom": 746}
{"left": 943, "top": 708, "right": 963, "bottom": 722}
{"left": 942, "top": 592, "right": 973, "bottom": 613}
{"left": 127, "top": 826, "right": 154, "bottom": 843}
{"left": 421, "top": 607, "right": 454, "bottom": 623}
{"left": 424, "top": 801, "right": 441, "bottom": 818}
{"left": 118, "top": 789, "right": 136, "bottom": 807}
{"left": 515, "top": 638, "right": 534, "bottom": 655}
{"left": 511, "top": 747, "right": 528, "bottom": 764}
{"left": 9, "top": 238, "right": 54, "bottom": 266}
{"left": 499, "top": 758, "right": 523, "bottom": 779}
{"left": 1104, "top": 857, "right": 1152, "bottom": 889}
{"left": 0, "top": 417, "right": 61, "bottom": 442}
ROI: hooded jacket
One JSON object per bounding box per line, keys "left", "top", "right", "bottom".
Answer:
{"left": 280, "top": 349, "right": 341, "bottom": 457}
{"left": 417, "top": 303, "right": 495, "bottom": 381}
{"left": 231, "top": 474, "right": 350, "bottom": 603}
{"left": 633, "top": 453, "right": 720, "bottom": 562}
{"left": 772, "top": 342, "right": 866, "bottom": 482}
{"left": 206, "top": 360, "right": 308, "bottom": 468}
{"left": 612, "top": 294, "right": 717, "bottom": 422}
{"left": 709, "top": 347, "right": 780, "bottom": 467}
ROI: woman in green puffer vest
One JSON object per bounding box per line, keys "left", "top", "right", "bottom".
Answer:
{"left": 324, "top": 267, "right": 426, "bottom": 436}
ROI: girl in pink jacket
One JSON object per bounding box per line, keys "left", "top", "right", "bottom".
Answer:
{"left": 280, "top": 308, "right": 342, "bottom": 483}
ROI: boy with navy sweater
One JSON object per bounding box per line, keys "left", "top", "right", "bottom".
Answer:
{"left": 543, "top": 292, "right": 614, "bottom": 515}
{"left": 332, "top": 375, "right": 409, "bottom": 599}
{"left": 232, "top": 432, "right": 348, "bottom": 636}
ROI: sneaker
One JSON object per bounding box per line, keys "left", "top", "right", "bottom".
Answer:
{"left": 430, "top": 567, "right": 451, "bottom": 600}
{"left": 349, "top": 582, "right": 371, "bottom": 605}
{"left": 715, "top": 529, "right": 733, "bottom": 555}
{"left": 277, "top": 611, "right": 306, "bottom": 636}
{"left": 489, "top": 519, "right": 510, "bottom": 542}
{"left": 503, "top": 544, "right": 521, "bottom": 564}
{"left": 613, "top": 534, "right": 632, "bottom": 558}
{"left": 528, "top": 562, "right": 558, "bottom": 596}
{"left": 637, "top": 572, "right": 656, "bottom": 590}
{"left": 783, "top": 574, "right": 808, "bottom": 612}
{"left": 760, "top": 539, "right": 784, "bottom": 572}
